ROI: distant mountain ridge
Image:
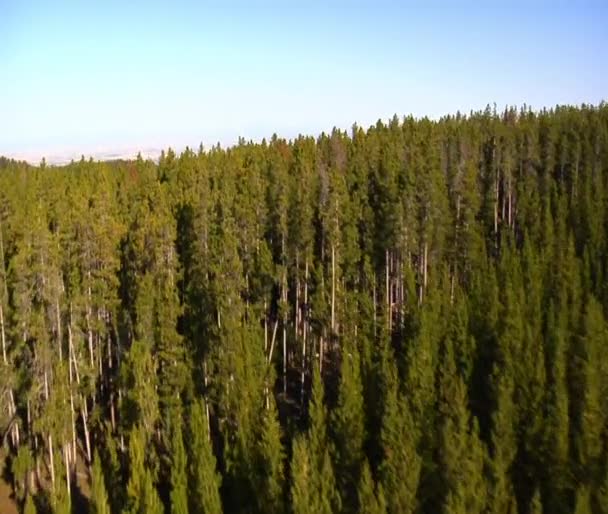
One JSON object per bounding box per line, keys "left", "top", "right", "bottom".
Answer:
{"left": 4, "top": 147, "right": 165, "bottom": 166}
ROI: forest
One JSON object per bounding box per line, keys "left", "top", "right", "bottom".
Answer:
{"left": 0, "top": 103, "right": 607, "bottom": 514}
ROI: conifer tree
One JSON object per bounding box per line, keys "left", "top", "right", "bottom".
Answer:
{"left": 125, "top": 425, "right": 163, "bottom": 514}
{"left": 170, "top": 415, "right": 189, "bottom": 514}
{"left": 529, "top": 487, "right": 543, "bottom": 514}
{"left": 378, "top": 353, "right": 421, "bottom": 514}
{"left": 255, "top": 396, "right": 285, "bottom": 514}
{"left": 331, "top": 342, "right": 365, "bottom": 512}
{"left": 90, "top": 450, "right": 110, "bottom": 514}
{"left": 290, "top": 365, "right": 340, "bottom": 514}
{"left": 438, "top": 339, "right": 486, "bottom": 514}
{"left": 23, "top": 494, "right": 37, "bottom": 514}
{"left": 188, "top": 399, "right": 222, "bottom": 514}
{"left": 290, "top": 436, "right": 315, "bottom": 514}
{"left": 357, "top": 460, "right": 386, "bottom": 514}
{"left": 573, "top": 486, "right": 592, "bottom": 514}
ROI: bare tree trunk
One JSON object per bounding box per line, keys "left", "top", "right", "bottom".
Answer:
{"left": 385, "top": 250, "right": 390, "bottom": 331}
{"left": 295, "top": 251, "right": 300, "bottom": 343}
{"left": 63, "top": 444, "right": 71, "bottom": 498}
{"left": 282, "top": 270, "right": 287, "bottom": 395}
{"left": 43, "top": 369, "right": 56, "bottom": 488}
{"left": 265, "top": 321, "right": 278, "bottom": 410}
{"left": 81, "top": 401, "right": 91, "bottom": 464}
{"left": 86, "top": 277, "right": 94, "bottom": 368}
{"left": 282, "top": 321, "right": 287, "bottom": 395}
{"left": 300, "top": 259, "right": 308, "bottom": 405}
{"left": 56, "top": 299, "right": 62, "bottom": 361}
{"left": 48, "top": 435, "right": 55, "bottom": 489}
{"left": 9, "top": 390, "right": 19, "bottom": 446}
{"left": 264, "top": 301, "right": 268, "bottom": 355}
{"left": 423, "top": 242, "right": 428, "bottom": 293}
{"left": 372, "top": 273, "right": 377, "bottom": 338}
{"left": 69, "top": 388, "right": 77, "bottom": 467}
{"left": 331, "top": 245, "right": 336, "bottom": 335}
{"left": 319, "top": 332, "right": 324, "bottom": 374}
{"left": 0, "top": 304, "right": 6, "bottom": 365}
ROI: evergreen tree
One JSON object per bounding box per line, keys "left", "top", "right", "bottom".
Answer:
{"left": 290, "top": 436, "right": 315, "bottom": 514}
{"left": 255, "top": 397, "right": 285, "bottom": 514}
{"left": 23, "top": 494, "right": 37, "bottom": 514}
{"left": 438, "top": 339, "right": 486, "bottom": 514}
{"left": 357, "top": 460, "right": 386, "bottom": 514}
{"left": 188, "top": 400, "right": 222, "bottom": 514}
{"left": 331, "top": 342, "right": 365, "bottom": 512}
{"left": 529, "top": 487, "right": 543, "bottom": 514}
{"left": 290, "top": 365, "right": 340, "bottom": 514}
{"left": 378, "top": 354, "right": 421, "bottom": 514}
{"left": 170, "top": 415, "right": 189, "bottom": 514}
{"left": 90, "top": 450, "right": 110, "bottom": 514}
{"left": 125, "top": 425, "right": 163, "bottom": 514}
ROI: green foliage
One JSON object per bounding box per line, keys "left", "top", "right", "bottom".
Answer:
{"left": 23, "top": 494, "right": 36, "bottom": 514}
{"left": 170, "top": 415, "right": 189, "bottom": 514}
{"left": 188, "top": 399, "right": 222, "bottom": 514}
{"left": 378, "top": 354, "right": 421, "bottom": 514}
{"left": 255, "top": 398, "right": 285, "bottom": 514}
{"left": 438, "top": 341, "right": 486, "bottom": 514}
{"left": 357, "top": 460, "right": 386, "bottom": 514}
{"left": 290, "top": 365, "right": 340, "bottom": 514}
{"left": 125, "top": 425, "right": 163, "bottom": 514}
{"left": 90, "top": 450, "right": 110, "bottom": 514}
{"left": 0, "top": 103, "right": 607, "bottom": 514}
{"left": 331, "top": 343, "right": 366, "bottom": 511}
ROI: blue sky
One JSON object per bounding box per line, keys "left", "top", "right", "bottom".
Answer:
{"left": 1, "top": 1, "right": 607, "bottom": 162}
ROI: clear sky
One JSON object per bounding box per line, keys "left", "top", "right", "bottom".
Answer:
{"left": 1, "top": 1, "right": 607, "bottom": 162}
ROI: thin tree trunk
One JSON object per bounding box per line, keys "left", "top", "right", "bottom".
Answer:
{"left": 384, "top": 250, "right": 391, "bottom": 334}
{"left": 300, "top": 259, "right": 308, "bottom": 405}
{"left": 63, "top": 444, "right": 71, "bottom": 498}
{"left": 69, "top": 388, "right": 77, "bottom": 468}
{"left": 56, "top": 299, "right": 62, "bottom": 361}
{"left": 319, "top": 332, "right": 324, "bottom": 374}
{"left": 423, "top": 242, "right": 428, "bottom": 293}
{"left": 81, "top": 400, "right": 91, "bottom": 464}
{"left": 48, "top": 436, "right": 55, "bottom": 489}
{"left": 282, "top": 270, "right": 287, "bottom": 395}
{"left": 9, "top": 390, "right": 19, "bottom": 446}
{"left": 44, "top": 369, "right": 55, "bottom": 488}
{"left": 0, "top": 304, "right": 6, "bottom": 365}
{"left": 331, "top": 244, "right": 336, "bottom": 334}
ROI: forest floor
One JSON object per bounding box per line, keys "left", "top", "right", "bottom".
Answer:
{"left": 0, "top": 449, "right": 90, "bottom": 514}
{"left": 0, "top": 451, "right": 18, "bottom": 514}
{"left": 0, "top": 478, "right": 18, "bottom": 514}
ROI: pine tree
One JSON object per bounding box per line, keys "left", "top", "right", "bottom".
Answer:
{"left": 573, "top": 486, "right": 592, "bottom": 514}
{"left": 597, "top": 464, "right": 608, "bottom": 514}
{"left": 438, "top": 339, "right": 486, "bottom": 514}
{"left": 357, "top": 460, "right": 386, "bottom": 514}
{"left": 23, "top": 494, "right": 37, "bottom": 514}
{"left": 90, "top": 450, "right": 110, "bottom": 514}
{"left": 290, "top": 435, "right": 315, "bottom": 514}
{"left": 188, "top": 399, "right": 222, "bottom": 514}
{"left": 529, "top": 487, "right": 543, "bottom": 514}
{"left": 255, "top": 397, "right": 285, "bottom": 514}
{"left": 170, "top": 415, "right": 189, "bottom": 514}
{"left": 125, "top": 425, "right": 163, "bottom": 514}
{"left": 331, "top": 342, "right": 365, "bottom": 512}
{"left": 378, "top": 354, "right": 420, "bottom": 514}
{"left": 290, "top": 365, "right": 340, "bottom": 514}
{"left": 486, "top": 372, "right": 518, "bottom": 514}
{"left": 572, "top": 297, "right": 605, "bottom": 489}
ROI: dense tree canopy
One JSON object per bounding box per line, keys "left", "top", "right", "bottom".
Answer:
{"left": 1, "top": 103, "right": 608, "bottom": 513}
